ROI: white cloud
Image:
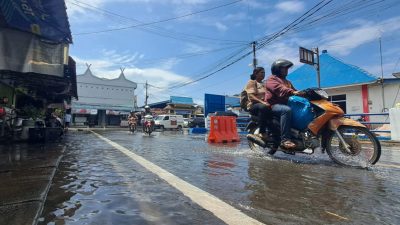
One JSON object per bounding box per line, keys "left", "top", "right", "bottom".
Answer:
{"left": 183, "top": 43, "right": 212, "bottom": 54}
{"left": 223, "top": 12, "right": 248, "bottom": 21}
{"left": 214, "top": 22, "right": 228, "bottom": 32}
{"left": 275, "top": 1, "right": 305, "bottom": 13}
{"left": 257, "top": 42, "right": 300, "bottom": 70}
{"left": 240, "top": 0, "right": 270, "bottom": 9}
{"left": 320, "top": 17, "right": 400, "bottom": 55}
{"left": 159, "top": 58, "right": 182, "bottom": 70}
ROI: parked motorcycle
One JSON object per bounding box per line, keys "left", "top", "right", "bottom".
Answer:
{"left": 246, "top": 87, "right": 381, "bottom": 167}
{"left": 0, "top": 106, "right": 23, "bottom": 142}
{"left": 143, "top": 115, "right": 154, "bottom": 135}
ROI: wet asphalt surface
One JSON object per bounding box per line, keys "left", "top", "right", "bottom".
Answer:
{"left": 39, "top": 130, "right": 400, "bottom": 225}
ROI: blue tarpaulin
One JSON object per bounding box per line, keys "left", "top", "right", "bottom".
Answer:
{"left": 0, "top": 0, "right": 72, "bottom": 43}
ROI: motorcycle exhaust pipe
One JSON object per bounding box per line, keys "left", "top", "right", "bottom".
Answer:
{"left": 247, "top": 134, "right": 267, "bottom": 148}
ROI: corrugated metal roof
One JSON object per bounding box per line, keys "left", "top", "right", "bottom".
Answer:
{"left": 170, "top": 96, "right": 193, "bottom": 104}
{"left": 288, "top": 51, "right": 378, "bottom": 90}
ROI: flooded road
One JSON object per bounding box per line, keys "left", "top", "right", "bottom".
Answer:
{"left": 40, "top": 130, "right": 400, "bottom": 224}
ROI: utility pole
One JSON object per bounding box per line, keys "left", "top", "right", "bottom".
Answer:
{"left": 252, "top": 41, "right": 257, "bottom": 69}
{"left": 314, "top": 47, "right": 321, "bottom": 88}
{"left": 145, "top": 80, "right": 148, "bottom": 106}
{"left": 379, "top": 37, "right": 386, "bottom": 112}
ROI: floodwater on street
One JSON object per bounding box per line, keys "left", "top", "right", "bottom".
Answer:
{"left": 39, "top": 130, "right": 400, "bottom": 224}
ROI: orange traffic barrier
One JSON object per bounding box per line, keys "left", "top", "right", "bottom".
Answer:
{"left": 208, "top": 116, "right": 240, "bottom": 143}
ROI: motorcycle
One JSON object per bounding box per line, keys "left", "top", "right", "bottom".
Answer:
{"left": 143, "top": 115, "right": 154, "bottom": 135}
{"left": 0, "top": 106, "right": 23, "bottom": 142}
{"left": 246, "top": 87, "right": 381, "bottom": 167}
{"left": 128, "top": 119, "right": 137, "bottom": 133}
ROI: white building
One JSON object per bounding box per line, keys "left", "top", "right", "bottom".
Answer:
{"left": 72, "top": 68, "right": 137, "bottom": 127}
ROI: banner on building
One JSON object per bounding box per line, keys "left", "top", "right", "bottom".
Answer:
{"left": 72, "top": 108, "right": 98, "bottom": 115}
{"left": 0, "top": 0, "right": 72, "bottom": 43}
{"left": 106, "top": 110, "right": 129, "bottom": 115}
{"left": 0, "top": 28, "right": 68, "bottom": 76}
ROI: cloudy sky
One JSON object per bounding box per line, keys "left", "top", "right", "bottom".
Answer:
{"left": 65, "top": 0, "right": 400, "bottom": 105}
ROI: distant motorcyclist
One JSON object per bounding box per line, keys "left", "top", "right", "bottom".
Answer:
{"left": 144, "top": 105, "right": 152, "bottom": 115}
{"left": 265, "top": 59, "right": 303, "bottom": 150}
{"left": 142, "top": 105, "right": 154, "bottom": 133}
{"left": 128, "top": 111, "right": 137, "bottom": 132}
{"left": 128, "top": 111, "right": 137, "bottom": 123}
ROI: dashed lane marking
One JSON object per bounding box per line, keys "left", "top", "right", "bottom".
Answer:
{"left": 91, "top": 131, "right": 265, "bottom": 225}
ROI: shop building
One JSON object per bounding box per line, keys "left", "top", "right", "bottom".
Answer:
{"left": 147, "top": 96, "right": 203, "bottom": 118}
{"left": 71, "top": 68, "right": 137, "bottom": 127}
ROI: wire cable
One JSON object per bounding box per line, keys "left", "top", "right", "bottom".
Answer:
{"left": 72, "top": 0, "right": 244, "bottom": 36}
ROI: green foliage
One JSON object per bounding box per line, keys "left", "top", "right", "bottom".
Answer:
{"left": 19, "top": 105, "right": 45, "bottom": 119}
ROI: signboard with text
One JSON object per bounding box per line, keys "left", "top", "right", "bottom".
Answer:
{"left": 299, "top": 47, "right": 315, "bottom": 65}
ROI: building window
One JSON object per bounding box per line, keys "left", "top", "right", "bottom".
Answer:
{"left": 328, "top": 94, "right": 346, "bottom": 113}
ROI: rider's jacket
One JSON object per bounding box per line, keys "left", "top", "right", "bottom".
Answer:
{"left": 264, "top": 75, "right": 297, "bottom": 105}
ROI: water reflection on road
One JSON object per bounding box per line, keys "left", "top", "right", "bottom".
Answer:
{"left": 40, "top": 130, "right": 400, "bottom": 224}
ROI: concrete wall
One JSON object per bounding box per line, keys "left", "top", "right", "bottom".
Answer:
{"left": 77, "top": 83, "right": 135, "bottom": 106}
{"left": 74, "top": 69, "right": 137, "bottom": 107}
{"left": 326, "top": 82, "right": 400, "bottom": 123}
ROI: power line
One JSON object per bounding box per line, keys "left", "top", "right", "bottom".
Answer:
{"left": 68, "top": 0, "right": 247, "bottom": 44}
{"left": 163, "top": 0, "right": 335, "bottom": 90}
{"left": 72, "top": 0, "right": 244, "bottom": 36}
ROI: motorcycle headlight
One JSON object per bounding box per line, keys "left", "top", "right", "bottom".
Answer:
{"left": 315, "top": 89, "right": 329, "bottom": 99}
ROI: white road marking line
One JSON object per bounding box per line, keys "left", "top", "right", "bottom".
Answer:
{"left": 325, "top": 211, "right": 349, "bottom": 220}
{"left": 92, "top": 131, "right": 265, "bottom": 225}
{"left": 377, "top": 163, "right": 400, "bottom": 169}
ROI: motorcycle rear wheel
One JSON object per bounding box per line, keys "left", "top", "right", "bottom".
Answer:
{"left": 247, "top": 126, "right": 277, "bottom": 155}
{"left": 326, "top": 125, "right": 381, "bottom": 167}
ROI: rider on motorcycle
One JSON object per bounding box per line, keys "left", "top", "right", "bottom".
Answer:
{"left": 244, "top": 67, "right": 273, "bottom": 141}
{"left": 128, "top": 111, "right": 137, "bottom": 129}
{"left": 265, "top": 59, "right": 304, "bottom": 150}
{"left": 142, "top": 105, "right": 155, "bottom": 132}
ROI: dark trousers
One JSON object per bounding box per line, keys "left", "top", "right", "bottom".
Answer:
{"left": 249, "top": 103, "right": 272, "bottom": 133}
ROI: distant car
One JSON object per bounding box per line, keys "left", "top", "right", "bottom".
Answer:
{"left": 188, "top": 117, "right": 205, "bottom": 128}
{"left": 154, "top": 114, "right": 184, "bottom": 130}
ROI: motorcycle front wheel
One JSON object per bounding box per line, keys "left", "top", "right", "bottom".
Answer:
{"left": 326, "top": 125, "right": 381, "bottom": 167}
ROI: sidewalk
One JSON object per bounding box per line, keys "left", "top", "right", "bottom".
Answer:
{"left": 0, "top": 142, "right": 65, "bottom": 225}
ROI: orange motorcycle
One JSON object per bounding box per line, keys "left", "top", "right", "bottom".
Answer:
{"left": 246, "top": 87, "right": 381, "bottom": 167}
